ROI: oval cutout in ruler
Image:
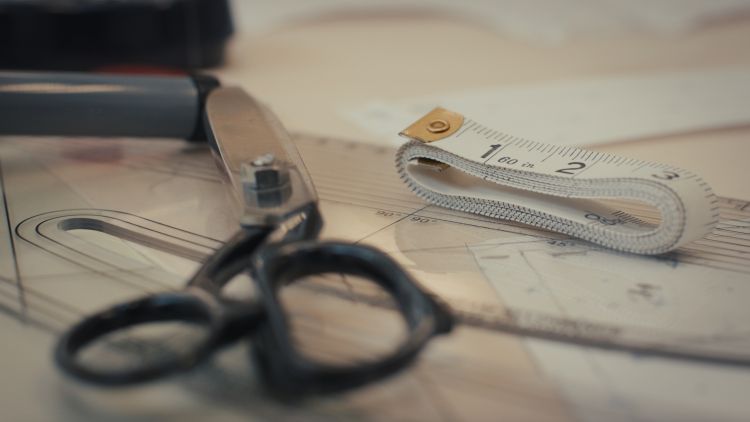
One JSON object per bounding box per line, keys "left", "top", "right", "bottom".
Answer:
{"left": 396, "top": 108, "right": 719, "bottom": 254}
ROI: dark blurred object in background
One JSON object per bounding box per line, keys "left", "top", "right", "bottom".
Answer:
{"left": 0, "top": 0, "right": 233, "bottom": 71}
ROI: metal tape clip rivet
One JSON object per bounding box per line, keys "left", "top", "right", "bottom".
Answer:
{"left": 427, "top": 119, "right": 450, "bottom": 133}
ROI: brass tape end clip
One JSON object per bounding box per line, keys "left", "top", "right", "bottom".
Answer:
{"left": 399, "top": 107, "right": 464, "bottom": 172}
{"left": 399, "top": 107, "right": 465, "bottom": 143}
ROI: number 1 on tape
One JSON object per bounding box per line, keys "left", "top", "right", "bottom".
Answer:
{"left": 396, "top": 108, "right": 718, "bottom": 254}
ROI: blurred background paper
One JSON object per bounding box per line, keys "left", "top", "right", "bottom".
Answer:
{"left": 234, "top": 0, "right": 750, "bottom": 43}
{"left": 235, "top": 0, "right": 750, "bottom": 44}
{"left": 344, "top": 66, "right": 750, "bottom": 147}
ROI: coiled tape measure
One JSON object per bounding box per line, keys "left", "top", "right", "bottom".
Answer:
{"left": 397, "top": 108, "right": 719, "bottom": 254}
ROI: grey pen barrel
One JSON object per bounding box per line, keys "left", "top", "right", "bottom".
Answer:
{"left": 0, "top": 71, "right": 211, "bottom": 140}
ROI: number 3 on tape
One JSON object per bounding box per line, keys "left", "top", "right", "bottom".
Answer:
{"left": 396, "top": 108, "right": 718, "bottom": 254}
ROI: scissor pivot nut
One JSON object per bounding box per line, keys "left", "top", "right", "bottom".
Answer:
{"left": 241, "top": 162, "right": 292, "bottom": 209}
{"left": 242, "top": 162, "right": 290, "bottom": 190}
{"left": 257, "top": 168, "right": 290, "bottom": 190}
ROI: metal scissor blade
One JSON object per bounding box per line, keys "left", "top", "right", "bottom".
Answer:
{"left": 203, "top": 87, "right": 318, "bottom": 226}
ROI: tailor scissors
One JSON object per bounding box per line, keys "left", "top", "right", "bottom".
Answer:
{"left": 0, "top": 72, "right": 453, "bottom": 396}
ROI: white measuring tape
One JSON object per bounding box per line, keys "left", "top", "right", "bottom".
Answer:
{"left": 396, "top": 108, "right": 719, "bottom": 254}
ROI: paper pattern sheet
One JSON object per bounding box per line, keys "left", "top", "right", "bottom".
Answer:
{"left": 0, "top": 135, "right": 749, "bottom": 421}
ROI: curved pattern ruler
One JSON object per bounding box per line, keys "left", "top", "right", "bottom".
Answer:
{"left": 0, "top": 134, "right": 748, "bottom": 371}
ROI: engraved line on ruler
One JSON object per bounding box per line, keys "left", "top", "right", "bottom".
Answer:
{"left": 353, "top": 205, "right": 430, "bottom": 244}
{"left": 0, "top": 161, "right": 26, "bottom": 317}
{"left": 347, "top": 188, "right": 750, "bottom": 270}
{"left": 6, "top": 213, "right": 209, "bottom": 331}
{"left": 15, "top": 211, "right": 217, "bottom": 292}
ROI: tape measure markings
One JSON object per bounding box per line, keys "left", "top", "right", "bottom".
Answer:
{"left": 396, "top": 108, "right": 719, "bottom": 254}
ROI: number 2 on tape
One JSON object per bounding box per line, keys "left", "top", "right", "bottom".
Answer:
{"left": 396, "top": 108, "right": 718, "bottom": 254}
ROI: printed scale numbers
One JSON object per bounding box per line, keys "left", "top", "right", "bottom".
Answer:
{"left": 397, "top": 108, "right": 718, "bottom": 255}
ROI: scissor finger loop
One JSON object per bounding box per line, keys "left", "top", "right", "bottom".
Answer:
{"left": 55, "top": 288, "right": 263, "bottom": 385}
{"left": 250, "top": 239, "right": 453, "bottom": 395}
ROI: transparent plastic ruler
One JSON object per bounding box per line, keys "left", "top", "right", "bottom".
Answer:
{"left": 397, "top": 108, "right": 719, "bottom": 254}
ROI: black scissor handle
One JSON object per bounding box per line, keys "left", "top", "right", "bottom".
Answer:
{"left": 54, "top": 289, "right": 263, "bottom": 386}
{"left": 54, "top": 213, "right": 453, "bottom": 394}
{"left": 55, "top": 291, "right": 253, "bottom": 385}
{"left": 55, "top": 229, "right": 271, "bottom": 385}
{"left": 251, "top": 240, "right": 454, "bottom": 396}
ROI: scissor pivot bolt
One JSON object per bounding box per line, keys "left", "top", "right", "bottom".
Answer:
{"left": 241, "top": 159, "right": 292, "bottom": 209}
{"left": 251, "top": 153, "right": 276, "bottom": 167}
